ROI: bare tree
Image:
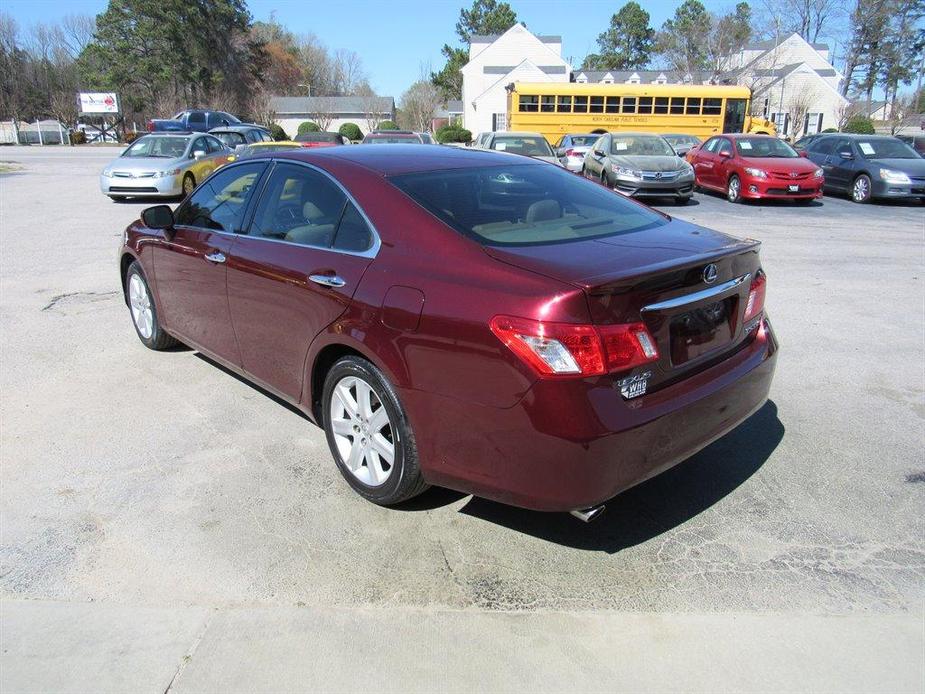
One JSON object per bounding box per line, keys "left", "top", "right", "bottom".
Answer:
{"left": 398, "top": 80, "right": 440, "bottom": 132}
{"left": 356, "top": 85, "right": 382, "bottom": 132}
{"left": 332, "top": 48, "right": 366, "bottom": 95}
{"left": 247, "top": 83, "right": 276, "bottom": 127}
{"left": 787, "top": 88, "right": 817, "bottom": 139}
{"left": 885, "top": 92, "right": 917, "bottom": 135}
{"left": 759, "top": 0, "right": 841, "bottom": 43}
{"left": 310, "top": 99, "right": 336, "bottom": 131}
{"left": 834, "top": 100, "right": 863, "bottom": 130}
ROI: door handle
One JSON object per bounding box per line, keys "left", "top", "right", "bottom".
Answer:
{"left": 308, "top": 274, "right": 346, "bottom": 288}
{"left": 204, "top": 251, "right": 226, "bottom": 264}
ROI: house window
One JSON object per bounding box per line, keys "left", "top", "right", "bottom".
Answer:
{"left": 804, "top": 113, "right": 823, "bottom": 135}
{"left": 518, "top": 95, "right": 538, "bottom": 112}
{"left": 573, "top": 96, "right": 588, "bottom": 112}
{"left": 637, "top": 96, "right": 653, "bottom": 114}
{"left": 621, "top": 97, "right": 636, "bottom": 114}
{"left": 670, "top": 97, "right": 685, "bottom": 114}
{"left": 540, "top": 95, "right": 555, "bottom": 113}
{"left": 654, "top": 97, "right": 669, "bottom": 114}
{"left": 492, "top": 113, "right": 507, "bottom": 131}
{"left": 770, "top": 112, "right": 789, "bottom": 135}
{"left": 589, "top": 96, "right": 604, "bottom": 113}
{"left": 556, "top": 96, "right": 572, "bottom": 113}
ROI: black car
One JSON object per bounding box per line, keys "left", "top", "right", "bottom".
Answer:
{"left": 804, "top": 134, "right": 925, "bottom": 203}
{"left": 209, "top": 125, "right": 273, "bottom": 149}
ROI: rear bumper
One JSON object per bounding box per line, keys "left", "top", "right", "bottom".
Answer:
{"left": 407, "top": 317, "right": 779, "bottom": 512}
{"left": 741, "top": 177, "right": 823, "bottom": 199}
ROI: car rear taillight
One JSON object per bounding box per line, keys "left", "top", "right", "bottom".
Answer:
{"left": 489, "top": 315, "right": 659, "bottom": 377}
{"left": 565, "top": 148, "right": 577, "bottom": 158}
{"left": 744, "top": 273, "right": 766, "bottom": 322}
{"left": 146, "top": 120, "right": 154, "bottom": 132}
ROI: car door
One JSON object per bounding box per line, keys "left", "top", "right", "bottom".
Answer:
{"left": 226, "top": 161, "right": 377, "bottom": 400}
{"left": 713, "top": 138, "right": 736, "bottom": 188}
{"left": 153, "top": 162, "right": 267, "bottom": 362}
{"left": 823, "top": 138, "right": 855, "bottom": 191}
{"left": 586, "top": 135, "right": 607, "bottom": 177}
{"left": 692, "top": 136, "right": 720, "bottom": 188}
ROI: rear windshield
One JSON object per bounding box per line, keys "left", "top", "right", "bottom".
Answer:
{"left": 213, "top": 132, "right": 246, "bottom": 147}
{"left": 389, "top": 164, "right": 665, "bottom": 247}
{"left": 735, "top": 137, "right": 798, "bottom": 158}
{"left": 855, "top": 138, "right": 918, "bottom": 159}
{"left": 122, "top": 136, "right": 188, "bottom": 158}
{"left": 568, "top": 135, "right": 599, "bottom": 147}
{"left": 610, "top": 135, "right": 675, "bottom": 157}
{"left": 491, "top": 136, "right": 553, "bottom": 157}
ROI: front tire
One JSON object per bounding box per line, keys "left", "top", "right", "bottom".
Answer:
{"left": 322, "top": 356, "right": 428, "bottom": 506}
{"left": 727, "top": 174, "right": 742, "bottom": 203}
{"left": 125, "top": 261, "right": 178, "bottom": 350}
{"left": 676, "top": 195, "right": 691, "bottom": 205}
{"left": 851, "top": 174, "right": 872, "bottom": 203}
{"left": 600, "top": 170, "right": 610, "bottom": 188}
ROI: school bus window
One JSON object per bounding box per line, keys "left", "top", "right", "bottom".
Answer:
{"left": 556, "top": 96, "right": 572, "bottom": 112}
{"left": 540, "top": 95, "right": 555, "bottom": 113}
{"left": 638, "top": 96, "right": 653, "bottom": 114}
{"left": 605, "top": 97, "right": 619, "bottom": 113}
{"left": 703, "top": 98, "right": 722, "bottom": 115}
{"left": 654, "top": 97, "right": 669, "bottom": 114}
{"left": 589, "top": 96, "right": 604, "bottom": 113}
{"left": 621, "top": 97, "right": 637, "bottom": 114}
{"left": 519, "top": 95, "right": 538, "bottom": 112}
{"left": 686, "top": 97, "right": 702, "bottom": 115}
{"left": 670, "top": 97, "right": 685, "bottom": 114}
{"left": 574, "top": 96, "right": 588, "bottom": 112}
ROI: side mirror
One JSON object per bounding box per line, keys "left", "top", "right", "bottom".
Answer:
{"left": 193, "top": 150, "right": 206, "bottom": 160}
{"left": 798, "top": 150, "right": 809, "bottom": 157}
{"left": 141, "top": 205, "right": 174, "bottom": 230}
{"left": 556, "top": 147, "right": 567, "bottom": 158}
{"left": 838, "top": 150, "right": 853, "bottom": 160}
{"left": 718, "top": 150, "right": 732, "bottom": 158}
{"left": 593, "top": 149, "right": 605, "bottom": 157}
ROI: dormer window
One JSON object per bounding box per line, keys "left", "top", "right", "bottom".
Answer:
{"left": 576, "top": 73, "right": 588, "bottom": 83}
{"left": 626, "top": 72, "right": 641, "bottom": 84}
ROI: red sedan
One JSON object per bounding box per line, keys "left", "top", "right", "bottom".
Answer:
{"left": 687, "top": 134, "right": 824, "bottom": 203}
{"left": 119, "top": 146, "right": 778, "bottom": 520}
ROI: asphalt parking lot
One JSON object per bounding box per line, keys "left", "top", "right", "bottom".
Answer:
{"left": 1, "top": 146, "right": 924, "bottom": 692}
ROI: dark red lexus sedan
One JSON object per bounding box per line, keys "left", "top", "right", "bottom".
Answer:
{"left": 119, "top": 145, "right": 778, "bottom": 520}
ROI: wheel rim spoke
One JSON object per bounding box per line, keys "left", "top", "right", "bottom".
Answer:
{"left": 329, "top": 374, "right": 396, "bottom": 488}
{"left": 331, "top": 417, "right": 353, "bottom": 437}
{"left": 345, "top": 438, "right": 364, "bottom": 471}
{"left": 368, "top": 407, "right": 389, "bottom": 435}
{"left": 371, "top": 433, "right": 394, "bottom": 465}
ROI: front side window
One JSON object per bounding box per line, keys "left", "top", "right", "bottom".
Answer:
{"left": 187, "top": 112, "right": 206, "bottom": 125}
{"left": 389, "top": 164, "right": 665, "bottom": 247}
{"left": 702, "top": 137, "right": 720, "bottom": 153}
{"left": 245, "top": 129, "right": 263, "bottom": 143}
{"left": 490, "top": 136, "right": 553, "bottom": 157}
{"left": 175, "top": 163, "right": 266, "bottom": 232}
{"left": 205, "top": 136, "right": 225, "bottom": 153}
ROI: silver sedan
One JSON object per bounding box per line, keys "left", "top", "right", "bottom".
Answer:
{"left": 99, "top": 132, "right": 230, "bottom": 201}
{"left": 583, "top": 132, "right": 695, "bottom": 203}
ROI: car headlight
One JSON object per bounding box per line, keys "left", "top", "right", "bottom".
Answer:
{"left": 679, "top": 162, "right": 694, "bottom": 175}
{"left": 102, "top": 169, "right": 113, "bottom": 178}
{"left": 813, "top": 168, "right": 824, "bottom": 178}
{"left": 613, "top": 166, "right": 642, "bottom": 179}
{"left": 880, "top": 168, "right": 911, "bottom": 184}
{"left": 744, "top": 167, "right": 768, "bottom": 179}
{"left": 155, "top": 168, "right": 182, "bottom": 179}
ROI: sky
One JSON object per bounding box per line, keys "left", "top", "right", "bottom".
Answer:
{"left": 2, "top": 0, "right": 811, "bottom": 98}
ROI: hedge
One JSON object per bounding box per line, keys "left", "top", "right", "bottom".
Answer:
{"left": 843, "top": 115, "right": 875, "bottom": 134}
{"left": 297, "top": 121, "right": 321, "bottom": 134}
{"left": 435, "top": 125, "right": 472, "bottom": 144}
{"left": 338, "top": 122, "right": 362, "bottom": 141}
{"left": 269, "top": 123, "right": 289, "bottom": 141}
{"left": 377, "top": 120, "right": 399, "bottom": 130}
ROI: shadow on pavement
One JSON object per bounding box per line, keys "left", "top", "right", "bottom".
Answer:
{"left": 455, "top": 400, "right": 784, "bottom": 553}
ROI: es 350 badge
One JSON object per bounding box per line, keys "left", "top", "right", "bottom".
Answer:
{"left": 615, "top": 371, "right": 652, "bottom": 400}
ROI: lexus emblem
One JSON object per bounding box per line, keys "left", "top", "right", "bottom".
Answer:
{"left": 703, "top": 264, "right": 718, "bottom": 284}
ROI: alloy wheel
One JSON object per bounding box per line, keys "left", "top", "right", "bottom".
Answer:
{"left": 329, "top": 375, "right": 395, "bottom": 487}
{"left": 128, "top": 273, "right": 153, "bottom": 339}
{"left": 727, "top": 176, "right": 740, "bottom": 202}
{"left": 183, "top": 175, "right": 195, "bottom": 196}
{"left": 852, "top": 175, "right": 870, "bottom": 203}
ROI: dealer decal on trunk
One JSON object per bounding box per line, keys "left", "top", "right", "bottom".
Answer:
{"left": 615, "top": 371, "right": 653, "bottom": 400}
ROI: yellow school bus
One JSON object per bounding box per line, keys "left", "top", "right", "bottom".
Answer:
{"left": 507, "top": 82, "right": 776, "bottom": 143}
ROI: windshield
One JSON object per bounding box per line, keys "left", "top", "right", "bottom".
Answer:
{"left": 122, "top": 136, "right": 188, "bottom": 158}
{"left": 664, "top": 135, "right": 698, "bottom": 146}
{"left": 389, "top": 164, "right": 665, "bottom": 247}
{"left": 610, "top": 135, "right": 675, "bottom": 157}
{"left": 735, "top": 137, "right": 798, "bottom": 158}
{"left": 491, "top": 136, "right": 553, "bottom": 157}
{"left": 855, "top": 138, "right": 918, "bottom": 159}
{"left": 214, "top": 132, "right": 246, "bottom": 147}
{"left": 568, "top": 135, "right": 599, "bottom": 147}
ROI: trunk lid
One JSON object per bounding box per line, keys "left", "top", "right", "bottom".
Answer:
{"left": 484, "top": 217, "right": 762, "bottom": 385}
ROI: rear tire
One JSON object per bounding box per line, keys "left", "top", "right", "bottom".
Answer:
{"left": 727, "top": 174, "right": 742, "bottom": 203}
{"left": 322, "top": 356, "right": 428, "bottom": 506}
{"left": 125, "top": 261, "right": 178, "bottom": 350}
{"left": 851, "top": 174, "right": 871, "bottom": 203}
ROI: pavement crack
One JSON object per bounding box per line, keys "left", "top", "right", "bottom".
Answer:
{"left": 163, "top": 610, "right": 215, "bottom": 694}
{"left": 41, "top": 290, "right": 118, "bottom": 312}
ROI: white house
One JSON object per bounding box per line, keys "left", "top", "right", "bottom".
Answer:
{"left": 271, "top": 96, "right": 395, "bottom": 137}
{"left": 461, "top": 24, "right": 571, "bottom": 135}
{"left": 726, "top": 33, "right": 849, "bottom": 137}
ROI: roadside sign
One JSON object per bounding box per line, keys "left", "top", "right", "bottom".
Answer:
{"left": 78, "top": 93, "right": 120, "bottom": 115}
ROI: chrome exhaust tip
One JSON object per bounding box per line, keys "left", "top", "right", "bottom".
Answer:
{"left": 569, "top": 505, "right": 606, "bottom": 523}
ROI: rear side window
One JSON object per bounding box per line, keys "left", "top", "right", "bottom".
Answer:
{"left": 245, "top": 129, "right": 262, "bottom": 143}
{"left": 187, "top": 112, "right": 206, "bottom": 125}
{"left": 390, "top": 164, "right": 665, "bottom": 247}
{"left": 175, "top": 163, "right": 266, "bottom": 232}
